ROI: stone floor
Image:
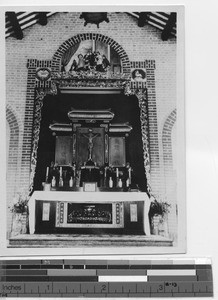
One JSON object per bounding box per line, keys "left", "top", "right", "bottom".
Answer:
{"left": 9, "top": 234, "right": 173, "bottom": 247}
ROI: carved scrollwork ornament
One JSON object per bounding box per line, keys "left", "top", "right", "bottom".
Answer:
{"left": 134, "top": 88, "right": 151, "bottom": 191}
{"left": 29, "top": 89, "right": 48, "bottom": 194}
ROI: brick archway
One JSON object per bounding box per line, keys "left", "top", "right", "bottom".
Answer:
{"left": 6, "top": 105, "right": 20, "bottom": 174}
{"left": 6, "top": 105, "right": 21, "bottom": 235}
{"left": 51, "top": 33, "right": 131, "bottom": 74}
{"left": 162, "top": 109, "right": 177, "bottom": 171}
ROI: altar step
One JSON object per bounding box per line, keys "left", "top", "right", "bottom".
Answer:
{"left": 9, "top": 234, "right": 173, "bottom": 248}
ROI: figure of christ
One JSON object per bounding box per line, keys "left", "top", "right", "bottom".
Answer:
{"left": 82, "top": 129, "right": 100, "bottom": 162}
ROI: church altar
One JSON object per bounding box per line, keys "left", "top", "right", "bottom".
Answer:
{"left": 28, "top": 191, "right": 151, "bottom": 236}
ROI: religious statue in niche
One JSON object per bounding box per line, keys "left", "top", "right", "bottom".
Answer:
{"left": 68, "top": 51, "right": 111, "bottom": 73}
{"left": 61, "top": 40, "right": 120, "bottom": 75}
{"left": 131, "top": 68, "right": 146, "bottom": 82}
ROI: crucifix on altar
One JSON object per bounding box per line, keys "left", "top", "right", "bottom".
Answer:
{"left": 82, "top": 128, "right": 100, "bottom": 163}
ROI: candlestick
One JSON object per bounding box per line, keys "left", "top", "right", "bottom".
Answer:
{"left": 128, "top": 167, "right": 132, "bottom": 184}
{"left": 46, "top": 167, "right": 49, "bottom": 178}
{"left": 60, "top": 166, "right": 62, "bottom": 177}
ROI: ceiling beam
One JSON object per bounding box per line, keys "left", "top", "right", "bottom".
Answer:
{"left": 6, "top": 12, "right": 23, "bottom": 40}
{"left": 38, "top": 12, "right": 48, "bottom": 25}
{"left": 138, "top": 12, "right": 149, "bottom": 27}
{"left": 161, "top": 12, "right": 176, "bottom": 41}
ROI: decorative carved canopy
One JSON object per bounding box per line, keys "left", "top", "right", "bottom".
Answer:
{"left": 49, "top": 123, "right": 71, "bottom": 132}
{"left": 68, "top": 109, "right": 115, "bottom": 123}
{"left": 109, "top": 123, "right": 133, "bottom": 134}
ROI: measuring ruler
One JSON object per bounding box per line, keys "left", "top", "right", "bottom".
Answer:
{"left": 0, "top": 258, "right": 213, "bottom": 297}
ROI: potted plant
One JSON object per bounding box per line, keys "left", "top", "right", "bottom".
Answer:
{"left": 9, "top": 189, "right": 29, "bottom": 236}
{"left": 149, "top": 196, "right": 171, "bottom": 236}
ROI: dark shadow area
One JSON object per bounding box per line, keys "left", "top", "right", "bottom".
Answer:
{"left": 34, "top": 92, "right": 147, "bottom": 191}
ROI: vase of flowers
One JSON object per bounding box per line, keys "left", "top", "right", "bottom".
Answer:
{"left": 149, "top": 197, "right": 171, "bottom": 237}
{"left": 9, "top": 189, "right": 29, "bottom": 236}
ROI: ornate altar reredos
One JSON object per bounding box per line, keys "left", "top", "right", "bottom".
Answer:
{"left": 28, "top": 34, "right": 153, "bottom": 235}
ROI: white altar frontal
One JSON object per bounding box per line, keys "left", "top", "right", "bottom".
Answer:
{"left": 29, "top": 191, "right": 151, "bottom": 236}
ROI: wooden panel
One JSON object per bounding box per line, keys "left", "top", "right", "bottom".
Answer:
{"left": 109, "top": 137, "right": 126, "bottom": 167}
{"left": 76, "top": 127, "right": 105, "bottom": 166}
{"left": 55, "top": 136, "right": 73, "bottom": 166}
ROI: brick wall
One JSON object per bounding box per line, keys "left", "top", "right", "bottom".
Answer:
{"left": 162, "top": 109, "right": 177, "bottom": 239}
{"left": 6, "top": 12, "right": 177, "bottom": 238}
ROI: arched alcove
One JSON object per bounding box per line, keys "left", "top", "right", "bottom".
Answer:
{"left": 6, "top": 105, "right": 20, "bottom": 235}
{"left": 162, "top": 109, "right": 177, "bottom": 172}
{"left": 6, "top": 105, "right": 20, "bottom": 182}
{"left": 51, "top": 33, "right": 131, "bottom": 74}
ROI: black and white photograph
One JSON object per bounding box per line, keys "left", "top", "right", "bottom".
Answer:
{"left": 3, "top": 6, "right": 185, "bottom": 254}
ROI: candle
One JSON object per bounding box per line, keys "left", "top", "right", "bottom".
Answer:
{"left": 60, "top": 166, "right": 62, "bottom": 177}
{"left": 128, "top": 167, "right": 131, "bottom": 184}
{"left": 46, "top": 167, "right": 49, "bottom": 178}
{"left": 116, "top": 168, "right": 119, "bottom": 177}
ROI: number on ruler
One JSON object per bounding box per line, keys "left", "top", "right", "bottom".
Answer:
{"left": 165, "top": 282, "right": 178, "bottom": 287}
{"left": 101, "top": 284, "right": 107, "bottom": 292}
{"left": 158, "top": 284, "right": 164, "bottom": 291}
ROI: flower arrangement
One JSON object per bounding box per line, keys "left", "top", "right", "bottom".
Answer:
{"left": 149, "top": 196, "right": 171, "bottom": 219}
{"left": 9, "top": 189, "right": 29, "bottom": 214}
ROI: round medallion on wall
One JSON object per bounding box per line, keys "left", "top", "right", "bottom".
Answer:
{"left": 131, "top": 68, "right": 146, "bottom": 82}
{"left": 36, "top": 68, "right": 51, "bottom": 81}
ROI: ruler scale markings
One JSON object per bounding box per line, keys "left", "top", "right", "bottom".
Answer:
{"left": 0, "top": 259, "right": 213, "bottom": 297}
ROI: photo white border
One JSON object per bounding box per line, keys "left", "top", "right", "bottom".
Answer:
{"left": 0, "top": 5, "right": 186, "bottom": 256}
